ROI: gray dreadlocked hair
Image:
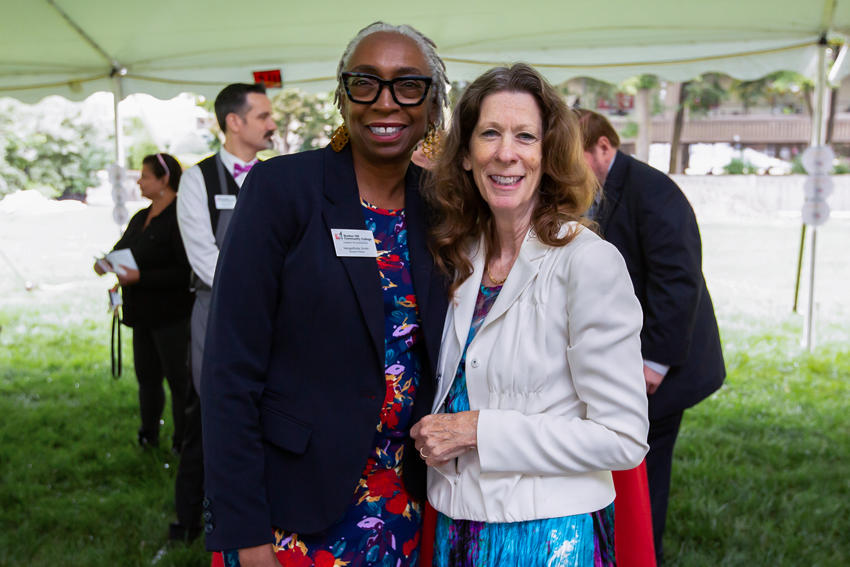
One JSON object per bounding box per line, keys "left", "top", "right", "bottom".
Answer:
{"left": 334, "top": 21, "right": 449, "bottom": 128}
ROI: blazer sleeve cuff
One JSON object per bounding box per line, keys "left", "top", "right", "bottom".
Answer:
{"left": 643, "top": 359, "right": 670, "bottom": 377}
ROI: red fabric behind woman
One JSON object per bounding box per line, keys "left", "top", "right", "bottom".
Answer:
{"left": 612, "top": 460, "right": 657, "bottom": 567}
{"left": 419, "top": 502, "right": 438, "bottom": 566}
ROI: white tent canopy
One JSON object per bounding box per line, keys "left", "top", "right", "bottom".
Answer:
{"left": 2, "top": 0, "right": 849, "bottom": 103}
{"left": 2, "top": 0, "right": 840, "bottom": 351}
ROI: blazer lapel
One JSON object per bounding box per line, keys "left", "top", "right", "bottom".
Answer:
{"left": 320, "top": 145, "right": 385, "bottom": 368}
{"left": 453, "top": 239, "right": 486, "bottom": 348}
{"left": 404, "top": 168, "right": 432, "bottom": 334}
{"left": 476, "top": 229, "right": 548, "bottom": 336}
{"left": 599, "top": 150, "right": 629, "bottom": 235}
{"left": 451, "top": 230, "right": 549, "bottom": 344}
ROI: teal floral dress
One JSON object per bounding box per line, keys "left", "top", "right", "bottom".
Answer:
{"left": 223, "top": 201, "right": 424, "bottom": 567}
{"left": 433, "top": 284, "right": 617, "bottom": 567}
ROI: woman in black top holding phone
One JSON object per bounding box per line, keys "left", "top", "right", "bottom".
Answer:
{"left": 94, "top": 153, "right": 194, "bottom": 452}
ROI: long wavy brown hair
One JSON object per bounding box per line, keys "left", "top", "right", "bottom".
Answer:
{"left": 423, "top": 63, "right": 599, "bottom": 298}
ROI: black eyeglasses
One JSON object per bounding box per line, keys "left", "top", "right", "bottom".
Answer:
{"left": 341, "top": 72, "right": 432, "bottom": 107}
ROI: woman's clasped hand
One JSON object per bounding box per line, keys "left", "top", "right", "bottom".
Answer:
{"left": 411, "top": 410, "right": 479, "bottom": 467}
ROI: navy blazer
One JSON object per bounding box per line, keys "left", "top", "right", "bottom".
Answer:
{"left": 200, "top": 144, "right": 448, "bottom": 551}
{"left": 597, "top": 151, "right": 726, "bottom": 421}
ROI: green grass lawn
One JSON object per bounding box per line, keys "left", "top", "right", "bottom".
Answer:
{"left": 2, "top": 301, "right": 848, "bottom": 566}
{"left": 0, "top": 300, "right": 208, "bottom": 567}
{"left": 1, "top": 209, "right": 849, "bottom": 566}
{"left": 665, "top": 318, "right": 850, "bottom": 567}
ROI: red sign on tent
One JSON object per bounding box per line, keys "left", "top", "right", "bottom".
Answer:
{"left": 253, "top": 69, "right": 282, "bottom": 88}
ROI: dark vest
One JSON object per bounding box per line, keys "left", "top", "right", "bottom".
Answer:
{"left": 197, "top": 153, "right": 241, "bottom": 247}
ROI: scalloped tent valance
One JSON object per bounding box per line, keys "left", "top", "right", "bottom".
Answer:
{"left": 2, "top": 0, "right": 848, "bottom": 103}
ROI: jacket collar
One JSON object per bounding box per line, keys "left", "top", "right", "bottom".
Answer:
{"left": 403, "top": 167, "right": 433, "bottom": 334}
{"left": 452, "top": 227, "right": 550, "bottom": 347}
{"left": 599, "top": 150, "right": 630, "bottom": 234}
{"left": 322, "top": 143, "right": 359, "bottom": 204}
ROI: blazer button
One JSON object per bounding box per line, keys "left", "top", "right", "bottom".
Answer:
{"left": 203, "top": 498, "right": 210, "bottom": 509}
{"left": 204, "top": 511, "right": 212, "bottom": 522}
{"left": 470, "top": 358, "right": 480, "bottom": 368}
{"left": 436, "top": 373, "right": 442, "bottom": 382}
{"left": 204, "top": 523, "right": 214, "bottom": 534}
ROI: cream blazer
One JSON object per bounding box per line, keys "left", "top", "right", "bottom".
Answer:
{"left": 427, "top": 223, "right": 649, "bottom": 523}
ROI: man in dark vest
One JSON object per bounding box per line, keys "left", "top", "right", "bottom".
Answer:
{"left": 170, "top": 83, "right": 276, "bottom": 541}
{"left": 578, "top": 109, "right": 726, "bottom": 565}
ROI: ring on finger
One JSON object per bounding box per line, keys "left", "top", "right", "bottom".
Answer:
{"left": 419, "top": 447, "right": 430, "bottom": 459}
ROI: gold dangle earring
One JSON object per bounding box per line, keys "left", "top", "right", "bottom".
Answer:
{"left": 422, "top": 123, "right": 441, "bottom": 160}
{"left": 331, "top": 122, "right": 349, "bottom": 152}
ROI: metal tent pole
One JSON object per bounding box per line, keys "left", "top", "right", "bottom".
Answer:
{"left": 803, "top": 38, "right": 830, "bottom": 351}
{"left": 112, "top": 75, "right": 125, "bottom": 168}
{"left": 110, "top": 71, "right": 129, "bottom": 236}
{"left": 792, "top": 224, "right": 806, "bottom": 313}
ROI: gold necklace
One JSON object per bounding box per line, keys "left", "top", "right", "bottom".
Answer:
{"left": 487, "top": 263, "right": 508, "bottom": 285}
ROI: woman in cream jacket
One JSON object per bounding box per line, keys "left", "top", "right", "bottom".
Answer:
{"left": 412, "top": 64, "right": 649, "bottom": 567}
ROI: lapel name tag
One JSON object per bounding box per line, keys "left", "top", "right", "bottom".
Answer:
{"left": 330, "top": 229, "right": 378, "bottom": 257}
{"left": 214, "top": 195, "right": 237, "bottom": 210}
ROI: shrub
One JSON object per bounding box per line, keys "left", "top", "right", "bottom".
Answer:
{"left": 723, "top": 157, "right": 758, "bottom": 175}
{"left": 620, "top": 121, "right": 639, "bottom": 139}
{"left": 791, "top": 154, "right": 807, "bottom": 174}
{"left": 831, "top": 157, "right": 850, "bottom": 175}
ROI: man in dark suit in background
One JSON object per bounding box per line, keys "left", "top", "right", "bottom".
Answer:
{"left": 578, "top": 110, "right": 726, "bottom": 565}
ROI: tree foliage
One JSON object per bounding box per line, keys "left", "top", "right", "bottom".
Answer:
{"left": 123, "top": 117, "right": 162, "bottom": 170}
{"left": 766, "top": 71, "right": 815, "bottom": 115}
{"left": 0, "top": 99, "right": 112, "bottom": 200}
{"left": 683, "top": 74, "right": 728, "bottom": 117}
{"left": 192, "top": 94, "right": 222, "bottom": 152}
{"left": 578, "top": 77, "right": 619, "bottom": 111}
{"left": 620, "top": 74, "right": 660, "bottom": 95}
{"left": 730, "top": 71, "right": 814, "bottom": 115}
{"left": 126, "top": 140, "right": 161, "bottom": 171}
{"left": 729, "top": 79, "right": 768, "bottom": 113}
{"left": 569, "top": 76, "right": 665, "bottom": 117}
{"left": 449, "top": 80, "right": 468, "bottom": 109}
{"left": 271, "top": 90, "right": 341, "bottom": 154}
{"left": 191, "top": 89, "right": 341, "bottom": 155}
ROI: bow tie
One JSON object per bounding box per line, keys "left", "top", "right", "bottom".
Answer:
{"left": 232, "top": 161, "right": 256, "bottom": 177}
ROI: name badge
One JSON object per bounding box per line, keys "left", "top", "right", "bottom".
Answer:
{"left": 214, "top": 195, "right": 237, "bottom": 210}
{"left": 330, "top": 229, "right": 378, "bottom": 257}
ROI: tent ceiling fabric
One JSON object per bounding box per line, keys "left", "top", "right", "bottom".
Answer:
{"left": 0, "top": 0, "right": 845, "bottom": 102}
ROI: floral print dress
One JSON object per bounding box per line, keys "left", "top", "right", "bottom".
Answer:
{"left": 222, "top": 201, "right": 424, "bottom": 567}
{"left": 432, "top": 284, "right": 617, "bottom": 567}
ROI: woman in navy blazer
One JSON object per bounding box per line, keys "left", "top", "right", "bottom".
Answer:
{"left": 201, "top": 23, "right": 449, "bottom": 567}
